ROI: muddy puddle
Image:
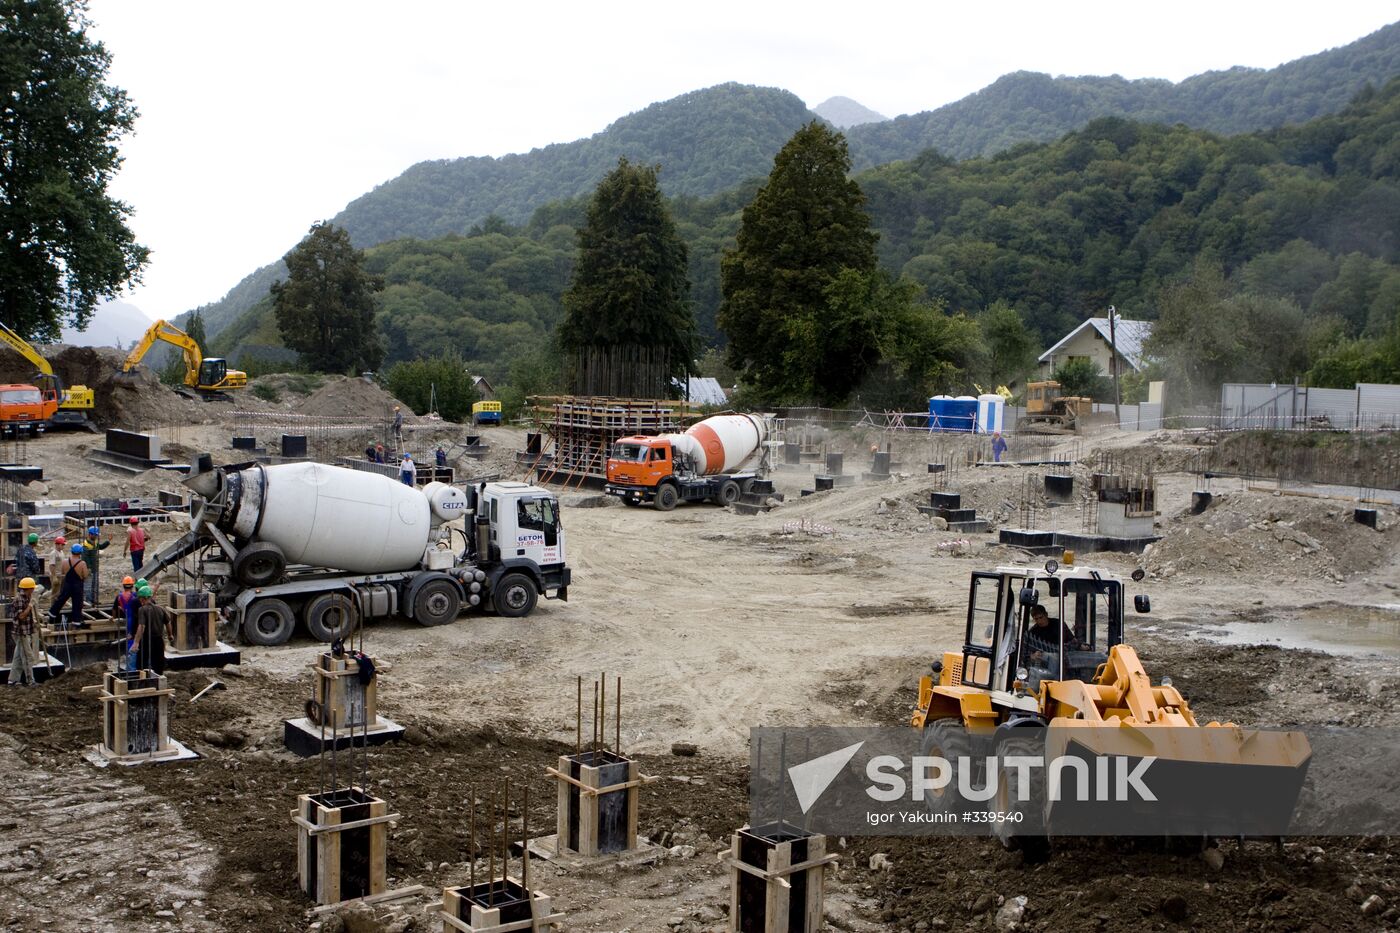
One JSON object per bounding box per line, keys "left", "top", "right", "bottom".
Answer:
{"left": 1155, "top": 603, "right": 1400, "bottom": 657}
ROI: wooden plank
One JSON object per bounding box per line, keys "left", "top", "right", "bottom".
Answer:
{"left": 554, "top": 755, "right": 570, "bottom": 851}
{"left": 544, "top": 767, "right": 654, "bottom": 796}
{"left": 289, "top": 811, "right": 400, "bottom": 836}
{"left": 625, "top": 760, "right": 639, "bottom": 852}
{"left": 321, "top": 804, "right": 342, "bottom": 904}
{"left": 728, "top": 833, "right": 742, "bottom": 933}
{"left": 306, "top": 883, "right": 425, "bottom": 915}
{"left": 804, "top": 836, "right": 826, "bottom": 933}
{"left": 765, "top": 842, "right": 791, "bottom": 933}
{"left": 368, "top": 798, "right": 387, "bottom": 895}
{"left": 578, "top": 763, "right": 599, "bottom": 857}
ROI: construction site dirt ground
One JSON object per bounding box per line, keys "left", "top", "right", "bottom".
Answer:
{"left": 3, "top": 401, "right": 1400, "bottom": 932}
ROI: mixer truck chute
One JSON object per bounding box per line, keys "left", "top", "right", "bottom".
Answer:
{"left": 604, "top": 413, "right": 769, "bottom": 511}
{"left": 143, "top": 459, "right": 570, "bottom": 646}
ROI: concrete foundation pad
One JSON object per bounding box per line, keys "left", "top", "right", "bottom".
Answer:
{"left": 947, "top": 520, "right": 990, "bottom": 534}
{"left": 999, "top": 529, "right": 1057, "bottom": 550}
{"left": 165, "top": 643, "right": 241, "bottom": 671}
{"left": 999, "top": 529, "right": 1161, "bottom": 555}
{"left": 283, "top": 717, "right": 406, "bottom": 757}
{"left": 84, "top": 738, "right": 198, "bottom": 768}
{"left": 0, "top": 653, "right": 66, "bottom": 684}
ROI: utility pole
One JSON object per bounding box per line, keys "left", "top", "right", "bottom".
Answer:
{"left": 1108, "top": 305, "right": 1122, "bottom": 427}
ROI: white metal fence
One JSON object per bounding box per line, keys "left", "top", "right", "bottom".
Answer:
{"left": 1218, "top": 383, "right": 1400, "bottom": 430}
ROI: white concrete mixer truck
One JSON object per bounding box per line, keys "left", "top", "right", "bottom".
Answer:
{"left": 603, "top": 413, "right": 770, "bottom": 510}
{"left": 140, "top": 457, "right": 570, "bottom": 646}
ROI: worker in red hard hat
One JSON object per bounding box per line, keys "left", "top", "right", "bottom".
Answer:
{"left": 113, "top": 576, "right": 140, "bottom": 666}
{"left": 123, "top": 516, "right": 147, "bottom": 573}
{"left": 49, "top": 536, "right": 67, "bottom": 581}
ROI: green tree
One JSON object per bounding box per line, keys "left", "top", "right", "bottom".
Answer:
{"left": 719, "top": 121, "right": 879, "bottom": 404}
{"left": 1051, "top": 357, "right": 1111, "bottom": 401}
{"left": 558, "top": 158, "right": 696, "bottom": 397}
{"left": 271, "top": 222, "right": 384, "bottom": 373}
{"left": 385, "top": 353, "right": 479, "bottom": 422}
{"left": 0, "top": 0, "right": 148, "bottom": 341}
{"left": 979, "top": 301, "right": 1038, "bottom": 387}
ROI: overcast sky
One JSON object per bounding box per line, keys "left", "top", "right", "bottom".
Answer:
{"left": 85, "top": 1, "right": 1398, "bottom": 322}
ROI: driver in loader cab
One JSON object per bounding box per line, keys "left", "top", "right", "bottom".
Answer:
{"left": 1024, "top": 604, "right": 1083, "bottom": 679}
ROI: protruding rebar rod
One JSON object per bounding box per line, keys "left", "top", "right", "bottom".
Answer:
{"left": 469, "top": 788, "right": 476, "bottom": 892}
{"left": 488, "top": 781, "right": 496, "bottom": 907}
{"left": 576, "top": 675, "right": 582, "bottom": 757}
{"left": 502, "top": 779, "right": 510, "bottom": 897}
{"left": 615, "top": 675, "right": 621, "bottom": 757}
{"left": 522, "top": 783, "right": 530, "bottom": 894}
{"left": 599, "top": 672, "right": 606, "bottom": 753}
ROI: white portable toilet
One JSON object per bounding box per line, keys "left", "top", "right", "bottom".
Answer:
{"left": 976, "top": 393, "right": 1005, "bottom": 434}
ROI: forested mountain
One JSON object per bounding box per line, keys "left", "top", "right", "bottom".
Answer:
{"left": 861, "top": 78, "right": 1400, "bottom": 343}
{"left": 214, "top": 78, "right": 1400, "bottom": 399}
{"left": 194, "top": 22, "right": 1399, "bottom": 346}
{"left": 813, "top": 96, "right": 887, "bottom": 128}
{"left": 336, "top": 84, "right": 813, "bottom": 247}
{"left": 845, "top": 21, "right": 1400, "bottom": 166}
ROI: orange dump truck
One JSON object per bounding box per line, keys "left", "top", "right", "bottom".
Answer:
{"left": 604, "top": 413, "right": 768, "bottom": 511}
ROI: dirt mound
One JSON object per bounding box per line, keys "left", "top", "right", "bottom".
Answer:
{"left": 298, "top": 375, "right": 417, "bottom": 421}
{"left": 1147, "top": 491, "right": 1393, "bottom": 582}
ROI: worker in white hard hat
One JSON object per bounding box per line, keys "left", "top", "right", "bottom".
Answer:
{"left": 399, "top": 452, "right": 417, "bottom": 487}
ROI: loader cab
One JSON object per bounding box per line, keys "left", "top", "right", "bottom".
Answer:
{"left": 958, "top": 565, "right": 1126, "bottom": 695}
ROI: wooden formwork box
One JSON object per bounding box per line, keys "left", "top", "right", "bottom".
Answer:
{"left": 728, "top": 826, "right": 837, "bottom": 933}
{"left": 97, "top": 670, "right": 179, "bottom": 762}
{"left": 440, "top": 881, "right": 565, "bottom": 932}
{"left": 548, "top": 750, "right": 652, "bottom": 856}
{"left": 313, "top": 651, "right": 377, "bottom": 732}
{"left": 292, "top": 787, "right": 397, "bottom": 905}
{"left": 167, "top": 589, "right": 217, "bottom": 652}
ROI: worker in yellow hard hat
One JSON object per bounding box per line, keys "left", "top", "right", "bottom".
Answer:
{"left": 10, "top": 578, "right": 40, "bottom": 686}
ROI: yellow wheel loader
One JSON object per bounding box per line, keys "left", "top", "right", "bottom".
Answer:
{"left": 912, "top": 559, "right": 1311, "bottom": 851}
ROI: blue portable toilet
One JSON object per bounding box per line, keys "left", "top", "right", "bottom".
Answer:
{"left": 928, "top": 395, "right": 952, "bottom": 432}
{"left": 947, "top": 396, "right": 978, "bottom": 432}
{"left": 976, "top": 394, "right": 1005, "bottom": 434}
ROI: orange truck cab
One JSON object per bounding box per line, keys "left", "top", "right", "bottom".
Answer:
{"left": 0, "top": 383, "right": 57, "bottom": 437}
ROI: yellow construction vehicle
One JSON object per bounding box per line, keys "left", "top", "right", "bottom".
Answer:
{"left": 0, "top": 321, "right": 95, "bottom": 428}
{"left": 912, "top": 558, "right": 1311, "bottom": 850}
{"left": 1017, "top": 380, "right": 1090, "bottom": 433}
{"left": 120, "top": 319, "right": 247, "bottom": 399}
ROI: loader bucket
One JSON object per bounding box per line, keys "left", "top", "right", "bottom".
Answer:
{"left": 1042, "top": 723, "right": 1312, "bottom": 836}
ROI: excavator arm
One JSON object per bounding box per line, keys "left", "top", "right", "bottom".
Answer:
{"left": 0, "top": 322, "right": 93, "bottom": 413}
{"left": 123, "top": 319, "right": 204, "bottom": 387}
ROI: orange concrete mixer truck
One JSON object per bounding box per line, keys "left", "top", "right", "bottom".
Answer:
{"left": 604, "top": 413, "right": 770, "bottom": 510}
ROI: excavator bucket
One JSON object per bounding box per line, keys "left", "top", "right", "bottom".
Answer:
{"left": 1042, "top": 722, "right": 1312, "bottom": 836}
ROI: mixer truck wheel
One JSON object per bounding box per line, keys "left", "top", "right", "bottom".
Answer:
{"left": 233, "top": 542, "right": 286, "bottom": 587}
{"left": 242, "top": 598, "right": 295, "bottom": 646}
{"left": 716, "top": 480, "right": 741, "bottom": 506}
{"left": 654, "top": 484, "right": 679, "bottom": 511}
{"left": 412, "top": 579, "right": 461, "bottom": 627}
{"left": 305, "top": 593, "right": 360, "bottom": 643}
{"left": 493, "top": 573, "right": 537, "bottom": 618}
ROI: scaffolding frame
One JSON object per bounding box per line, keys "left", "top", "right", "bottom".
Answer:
{"left": 526, "top": 396, "right": 701, "bottom": 487}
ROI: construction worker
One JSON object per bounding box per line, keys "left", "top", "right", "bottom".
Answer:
{"left": 991, "top": 431, "right": 1008, "bottom": 463}
{"left": 48, "top": 543, "right": 89, "bottom": 629}
{"left": 113, "top": 576, "right": 139, "bottom": 648}
{"left": 15, "top": 532, "right": 43, "bottom": 582}
{"left": 399, "top": 452, "right": 416, "bottom": 486}
{"left": 48, "top": 535, "right": 67, "bottom": 581}
{"left": 365, "top": 443, "right": 377, "bottom": 463}
{"left": 132, "top": 584, "right": 169, "bottom": 675}
{"left": 392, "top": 405, "right": 404, "bottom": 448}
{"left": 434, "top": 446, "right": 447, "bottom": 468}
{"left": 9, "top": 578, "right": 40, "bottom": 686}
{"left": 375, "top": 443, "right": 386, "bottom": 464}
{"left": 82, "top": 526, "right": 109, "bottom": 605}
{"left": 123, "top": 517, "right": 147, "bottom": 572}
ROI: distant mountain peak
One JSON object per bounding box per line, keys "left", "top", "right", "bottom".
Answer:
{"left": 813, "top": 96, "right": 888, "bottom": 128}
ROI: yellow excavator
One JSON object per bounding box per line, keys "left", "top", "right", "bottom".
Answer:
{"left": 912, "top": 557, "right": 1311, "bottom": 850}
{"left": 120, "top": 319, "right": 247, "bottom": 399}
{"left": 0, "top": 321, "right": 96, "bottom": 428}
